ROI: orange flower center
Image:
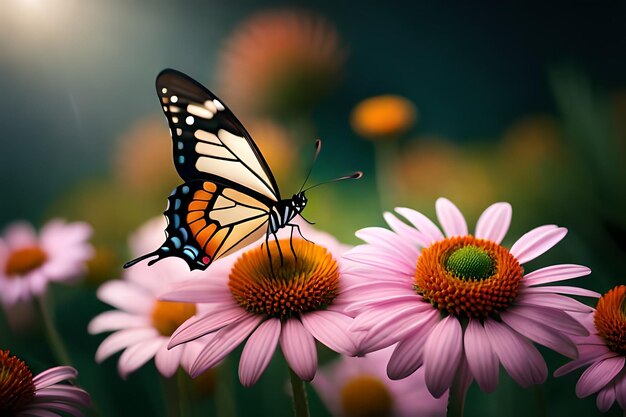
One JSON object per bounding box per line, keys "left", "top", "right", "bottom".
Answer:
{"left": 0, "top": 350, "right": 35, "bottom": 415}
{"left": 340, "top": 374, "right": 393, "bottom": 417}
{"left": 414, "top": 236, "right": 524, "bottom": 318}
{"left": 5, "top": 247, "right": 48, "bottom": 277}
{"left": 594, "top": 285, "right": 626, "bottom": 355}
{"left": 151, "top": 301, "right": 197, "bottom": 337}
{"left": 228, "top": 239, "right": 339, "bottom": 320}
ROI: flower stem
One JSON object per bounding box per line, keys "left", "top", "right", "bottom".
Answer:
{"left": 162, "top": 375, "right": 181, "bottom": 417}
{"left": 374, "top": 140, "right": 398, "bottom": 211}
{"left": 215, "top": 358, "right": 237, "bottom": 417}
{"left": 177, "top": 369, "right": 192, "bottom": 417}
{"left": 531, "top": 385, "right": 546, "bottom": 417}
{"left": 288, "top": 367, "right": 310, "bottom": 417}
{"left": 446, "top": 373, "right": 467, "bottom": 417}
{"left": 36, "top": 293, "right": 72, "bottom": 366}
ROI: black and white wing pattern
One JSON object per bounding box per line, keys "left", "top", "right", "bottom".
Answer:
{"left": 124, "top": 69, "right": 283, "bottom": 271}
{"left": 155, "top": 68, "right": 281, "bottom": 203}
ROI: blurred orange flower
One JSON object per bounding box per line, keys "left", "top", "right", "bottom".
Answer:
{"left": 217, "top": 9, "right": 346, "bottom": 119}
{"left": 245, "top": 119, "right": 300, "bottom": 189}
{"left": 351, "top": 95, "right": 417, "bottom": 140}
{"left": 114, "top": 117, "right": 180, "bottom": 198}
{"left": 392, "top": 137, "right": 496, "bottom": 220}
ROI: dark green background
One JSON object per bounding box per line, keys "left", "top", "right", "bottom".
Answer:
{"left": 1, "top": 1, "right": 625, "bottom": 416}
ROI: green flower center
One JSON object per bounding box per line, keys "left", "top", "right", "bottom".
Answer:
{"left": 445, "top": 245, "right": 495, "bottom": 280}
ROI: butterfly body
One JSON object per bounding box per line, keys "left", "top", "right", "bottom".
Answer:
{"left": 123, "top": 69, "right": 332, "bottom": 272}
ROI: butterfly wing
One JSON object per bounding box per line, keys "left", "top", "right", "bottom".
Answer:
{"left": 156, "top": 69, "right": 280, "bottom": 202}
{"left": 124, "top": 180, "right": 270, "bottom": 271}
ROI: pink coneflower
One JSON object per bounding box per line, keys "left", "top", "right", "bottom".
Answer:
{"left": 0, "top": 350, "right": 90, "bottom": 416}
{"left": 313, "top": 347, "right": 447, "bottom": 417}
{"left": 343, "top": 198, "right": 598, "bottom": 402}
{"left": 161, "top": 225, "right": 356, "bottom": 387}
{"left": 89, "top": 217, "right": 207, "bottom": 378}
{"left": 0, "top": 220, "right": 93, "bottom": 307}
{"left": 555, "top": 285, "right": 626, "bottom": 412}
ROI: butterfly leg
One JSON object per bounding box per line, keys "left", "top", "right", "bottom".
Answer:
{"left": 273, "top": 231, "right": 284, "bottom": 266}
{"left": 264, "top": 233, "right": 275, "bottom": 276}
{"left": 288, "top": 223, "right": 314, "bottom": 244}
{"left": 288, "top": 225, "right": 297, "bottom": 261}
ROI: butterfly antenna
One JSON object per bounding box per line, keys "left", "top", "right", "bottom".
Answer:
{"left": 299, "top": 139, "right": 323, "bottom": 193}
{"left": 302, "top": 171, "right": 363, "bottom": 192}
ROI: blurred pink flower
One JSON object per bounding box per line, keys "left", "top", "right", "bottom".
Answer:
{"left": 0, "top": 350, "right": 90, "bottom": 416}
{"left": 555, "top": 285, "right": 626, "bottom": 412}
{"left": 343, "top": 198, "right": 598, "bottom": 398}
{"left": 89, "top": 217, "right": 209, "bottom": 378}
{"left": 313, "top": 347, "right": 447, "bottom": 417}
{"left": 0, "top": 220, "right": 93, "bottom": 306}
{"left": 161, "top": 224, "right": 357, "bottom": 386}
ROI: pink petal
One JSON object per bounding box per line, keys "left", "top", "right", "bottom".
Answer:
{"left": 351, "top": 301, "right": 429, "bottom": 332}
{"left": 597, "top": 383, "right": 616, "bottom": 412}
{"left": 474, "top": 202, "right": 512, "bottom": 244}
{"left": 576, "top": 356, "right": 625, "bottom": 397}
{"left": 88, "top": 311, "right": 149, "bottom": 334}
{"left": 26, "top": 402, "right": 83, "bottom": 417}
{"left": 521, "top": 286, "right": 600, "bottom": 298}
{"left": 387, "top": 322, "right": 435, "bottom": 379}
{"left": 358, "top": 308, "right": 438, "bottom": 353}
{"left": 118, "top": 338, "right": 164, "bottom": 378}
{"left": 33, "top": 366, "right": 77, "bottom": 389}
{"left": 500, "top": 310, "right": 577, "bottom": 358}
{"left": 435, "top": 198, "right": 468, "bottom": 237}
{"left": 395, "top": 207, "right": 444, "bottom": 243}
{"left": 3, "top": 222, "right": 37, "bottom": 247}
{"left": 483, "top": 320, "right": 547, "bottom": 387}
{"left": 96, "top": 280, "right": 153, "bottom": 315}
{"left": 464, "top": 319, "right": 499, "bottom": 393}
{"left": 343, "top": 249, "right": 415, "bottom": 280}
{"left": 191, "top": 315, "right": 262, "bottom": 377}
{"left": 508, "top": 305, "right": 588, "bottom": 336}
{"left": 32, "top": 385, "right": 91, "bottom": 406}
{"left": 169, "top": 304, "right": 248, "bottom": 347}
{"left": 301, "top": 311, "right": 357, "bottom": 356}
{"left": 509, "top": 225, "right": 567, "bottom": 264}
{"left": 423, "top": 316, "right": 463, "bottom": 398}
{"left": 95, "top": 328, "right": 159, "bottom": 362}
{"left": 280, "top": 319, "right": 317, "bottom": 381}
{"left": 355, "top": 227, "right": 418, "bottom": 267}
{"left": 615, "top": 373, "right": 626, "bottom": 409}
{"left": 345, "top": 294, "right": 422, "bottom": 313}
{"left": 239, "top": 318, "right": 281, "bottom": 387}
{"left": 516, "top": 293, "right": 593, "bottom": 313}
{"left": 159, "top": 279, "right": 232, "bottom": 303}
{"left": 555, "top": 351, "right": 620, "bottom": 378}
{"left": 383, "top": 212, "right": 429, "bottom": 246}
{"left": 155, "top": 342, "right": 184, "bottom": 378}
{"left": 523, "top": 264, "right": 591, "bottom": 286}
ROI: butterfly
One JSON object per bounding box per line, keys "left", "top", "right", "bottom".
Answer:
{"left": 124, "top": 69, "right": 362, "bottom": 271}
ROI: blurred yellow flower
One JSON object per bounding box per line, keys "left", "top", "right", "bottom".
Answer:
{"left": 351, "top": 95, "right": 417, "bottom": 140}
{"left": 499, "top": 115, "right": 564, "bottom": 168}
{"left": 85, "top": 245, "right": 120, "bottom": 286}
{"left": 392, "top": 137, "right": 496, "bottom": 220}
{"left": 114, "top": 117, "right": 180, "bottom": 198}
{"left": 217, "top": 9, "right": 345, "bottom": 119}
